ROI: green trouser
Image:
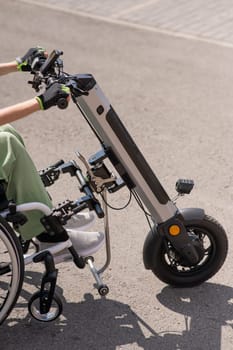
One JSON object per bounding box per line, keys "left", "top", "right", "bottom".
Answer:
{"left": 0, "top": 124, "right": 53, "bottom": 240}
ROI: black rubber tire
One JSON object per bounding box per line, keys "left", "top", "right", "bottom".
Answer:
{"left": 28, "top": 291, "right": 63, "bottom": 322}
{"left": 150, "top": 215, "right": 228, "bottom": 287}
{"left": 0, "top": 216, "right": 24, "bottom": 324}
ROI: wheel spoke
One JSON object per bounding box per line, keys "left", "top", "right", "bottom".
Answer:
{"left": 0, "top": 263, "right": 11, "bottom": 275}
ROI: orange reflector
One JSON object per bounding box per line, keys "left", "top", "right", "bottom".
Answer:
{"left": 169, "top": 225, "right": 181, "bottom": 236}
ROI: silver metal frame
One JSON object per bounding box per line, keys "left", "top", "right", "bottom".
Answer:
{"left": 0, "top": 78, "right": 183, "bottom": 299}
{"left": 1, "top": 201, "right": 110, "bottom": 292}
{"left": 76, "top": 82, "right": 178, "bottom": 224}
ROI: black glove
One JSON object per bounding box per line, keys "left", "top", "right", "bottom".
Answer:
{"left": 36, "top": 83, "right": 70, "bottom": 110}
{"left": 16, "top": 46, "right": 46, "bottom": 72}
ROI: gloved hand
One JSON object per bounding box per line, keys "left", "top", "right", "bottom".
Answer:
{"left": 16, "top": 47, "right": 47, "bottom": 72}
{"left": 36, "top": 82, "right": 70, "bottom": 110}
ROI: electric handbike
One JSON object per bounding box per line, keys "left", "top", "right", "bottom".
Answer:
{"left": 0, "top": 50, "right": 228, "bottom": 324}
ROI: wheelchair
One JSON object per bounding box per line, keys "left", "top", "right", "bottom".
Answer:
{"left": 0, "top": 158, "right": 111, "bottom": 324}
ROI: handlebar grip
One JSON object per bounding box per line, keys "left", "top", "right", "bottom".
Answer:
{"left": 57, "top": 98, "right": 68, "bottom": 109}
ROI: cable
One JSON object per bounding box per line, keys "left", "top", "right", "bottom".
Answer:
{"left": 100, "top": 190, "right": 132, "bottom": 211}
{"left": 132, "top": 190, "right": 151, "bottom": 217}
{"left": 131, "top": 190, "right": 153, "bottom": 231}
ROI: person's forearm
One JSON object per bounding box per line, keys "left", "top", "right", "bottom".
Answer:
{"left": 0, "top": 98, "right": 40, "bottom": 125}
{"left": 0, "top": 61, "right": 18, "bottom": 76}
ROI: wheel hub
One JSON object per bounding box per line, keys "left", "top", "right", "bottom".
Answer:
{"left": 173, "top": 236, "right": 205, "bottom": 267}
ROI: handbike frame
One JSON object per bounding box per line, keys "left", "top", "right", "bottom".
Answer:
{"left": 75, "top": 75, "right": 177, "bottom": 224}
{"left": 68, "top": 73, "right": 205, "bottom": 266}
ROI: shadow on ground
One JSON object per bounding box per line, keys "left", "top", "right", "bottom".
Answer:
{"left": 1, "top": 271, "right": 232, "bottom": 350}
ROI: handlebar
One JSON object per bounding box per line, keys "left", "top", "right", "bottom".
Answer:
{"left": 33, "top": 50, "right": 106, "bottom": 218}
{"left": 29, "top": 49, "right": 93, "bottom": 109}
{"left": 40, "top": 49, "right": 63, "bottom": 75}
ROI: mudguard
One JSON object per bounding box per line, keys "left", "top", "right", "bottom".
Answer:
{"left": 143, "top": 208, "right": 205, "bottom": 270}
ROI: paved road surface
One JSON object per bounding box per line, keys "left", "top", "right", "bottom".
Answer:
{"left": 23, "top": 0, "right": 233, "bottom": 47}
{"left": 1, "top": 1, "right": 233, "bottom": 349}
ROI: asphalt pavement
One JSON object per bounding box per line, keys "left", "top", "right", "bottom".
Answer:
{"left": 1, "top": 1, "right": 233, "bottom": 349}
{"left": 22, "top": 0, "right": 233, "bottom": 47}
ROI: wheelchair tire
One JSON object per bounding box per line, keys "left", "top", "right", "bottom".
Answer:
{"left": 28, "top": 291, "right": 63, "bottom": 322}
{"left": 0, "top": 216, "right": 24, "bottom": 325}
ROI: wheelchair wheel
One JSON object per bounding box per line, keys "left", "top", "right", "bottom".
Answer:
{"left": 28, "top": 291, "right": 63, "bottom": 322}
{"left": 0, "top": 216, "right": 24, "bottom": 325}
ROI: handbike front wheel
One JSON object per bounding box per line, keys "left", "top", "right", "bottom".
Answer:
{"left": 147, "top": 215, "right": 228, "bottom": 287}
{"left": 0, "top": 216, "right": 24, "bottom": 324}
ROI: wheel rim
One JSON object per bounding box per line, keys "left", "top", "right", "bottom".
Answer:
{"left": 0, "top": 228, "right": 21, "bottom": 317}
{"left": 29, "top": 292, "right": 62, "bottom": 322}
{"left": 163, "top": 225, "right": 216, "bottom": 276}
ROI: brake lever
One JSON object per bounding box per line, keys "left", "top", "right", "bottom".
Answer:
{"left": 28, "top": 72, "right": 43, "bottom": 92}
{"left": 31, "top": 56, "right": 47, "bottom": 73}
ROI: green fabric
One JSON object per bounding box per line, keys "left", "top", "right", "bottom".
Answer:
{"left": 0, "top": 124, "right": 53, "bottom": 240}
